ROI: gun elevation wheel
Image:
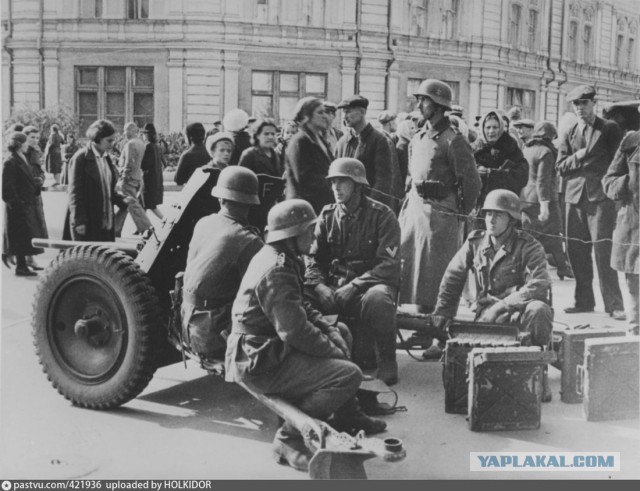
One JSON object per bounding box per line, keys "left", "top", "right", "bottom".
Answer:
{"left": 32, "top": 245, "right": 162, "bottom": 409}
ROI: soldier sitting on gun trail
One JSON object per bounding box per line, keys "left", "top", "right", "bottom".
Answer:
{"left": 305, "top": 158, "right": 402, "bottom": 386}
{"left": 431, "top": 189, "right": 554, "bottom": 401}
{"left": 225, "top": 199, "right": 385, "bottom": 473}
{"left": 181, "top": 166, "right": 264, "bottom": 362}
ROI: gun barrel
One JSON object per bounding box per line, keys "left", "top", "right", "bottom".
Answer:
{"left": 32, "top": 238, "right": 139, "bottom": 256}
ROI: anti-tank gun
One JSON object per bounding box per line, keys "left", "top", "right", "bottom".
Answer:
{"left": 31, "top": 169, "right": 405, "bottom": 479}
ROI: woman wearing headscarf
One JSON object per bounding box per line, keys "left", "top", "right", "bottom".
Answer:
{"left": 140, "top": 123, "right": 165, "bottom": 220}
{"left": 63, "top": 119, "right": 126, "bottom": 242}
{"left": 284, "top": 97, "right": 334, "bottom": 214}
{"left": 174, "top": 122, "right": 210, "bottom": 185}
{"left": 521, "top": 121, "right": 574, "bottom": 280}
{"left": 395, "top": 119, "right": 417, "bottom": 187}
{"left": 471, "top": 110, "right": 529, "bottom": 228}
{"left": 2, "top": 132, "right": 45, "bottom": 276}
{"left": 44, "top": 124, "right": 64, "bottom": 187}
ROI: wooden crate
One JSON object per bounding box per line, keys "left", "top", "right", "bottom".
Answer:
{"left": 582, "top": 337, "right": 639, "bottom": 422}
{"left": 468, "top": 347, "right": 556, "bottom": 431}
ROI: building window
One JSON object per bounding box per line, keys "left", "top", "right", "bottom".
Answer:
{"left": 127, "top": 0, "right": 149, "bottom": 20}
{"left": 628, "top": 37, "right": 636, "bottom": 70}
{"left": 528, "top": 9, "right": 538, "bottom": 51}
{"left": 81, "top": 0, "right": 103, "bottom": 18}
{"left": 507, "top": 87, "right": 536, "bottom": 119}
{"left": 410, "top": 0, "right": 429, "bottom": 37}
{"left": 615, "top": 34, "right": 624, "bottom": 69}
{"left": 510, "top": 3, "right": 522, "bottom": 48}
{"left": 251, "top": 71, "right": 327, "bottom": 123}
{"left": 442, "top": 0, "right": 458, "bottom": 40}
{"left": 76, "top": 66, "right": 154, "bottom": 134}
{"left": 568, "top": 20, "right": 578, "bottom": 61}
{"left": 583, "top": 24, "right": 593, "bottom": 63}
{"left": 405, "top": 78, "right": 460, "bottom": 112}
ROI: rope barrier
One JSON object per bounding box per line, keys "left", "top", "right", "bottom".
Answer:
{"left": 370, "top": 187, "right": 639, "bottom": 248}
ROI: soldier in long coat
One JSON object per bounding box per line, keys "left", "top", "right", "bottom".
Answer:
{"left": 399, "top": 80, "right": 481, "bottom": 316}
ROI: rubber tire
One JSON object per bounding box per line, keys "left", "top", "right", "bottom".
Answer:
{"left": 32, "top": 245, "right": 162, "bottom": 409}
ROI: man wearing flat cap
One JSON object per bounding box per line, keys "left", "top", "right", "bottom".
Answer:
{"left": 556, "top": 84, "right": 626, "bottom": 320}
{"left": 513, "top": 119, "right": 536, "bottom": 145}
{"left": 335, "top": 95, "right": 398, "bottom": 212}
{"left": 378, "top": 110, "right": 398, "bottom": 146}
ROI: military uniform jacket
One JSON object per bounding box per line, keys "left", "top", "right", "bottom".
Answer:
{"left": 183, "top": 211, "right": 264, "bottom": 310}
{"left": 306, "top": 196, "right": 401, "bottom": 291}
{"left": 434, "top": 227, "right": 551, "bottom": 318}
{"left": 408, "top": 117, "right": 481, "bottom": 214}
{"left": 225, "top": 243, "right": 344, "bottom": 383}
{"left": 602, "top": 130, "right": 640, "bottom": 274}
{"left": 556, "top": 116, "right": 623, "bottom": 204}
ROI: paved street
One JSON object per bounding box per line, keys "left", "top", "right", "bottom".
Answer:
{"left": 1, "top": 189, "right": 639, "bottom": 480}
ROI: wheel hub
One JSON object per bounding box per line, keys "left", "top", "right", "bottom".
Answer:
{"left": 73, "top": 306, "right": 114, "bottom": 347}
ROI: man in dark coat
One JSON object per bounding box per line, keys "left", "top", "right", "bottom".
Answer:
{"left": 335, "top": 95, "right": 397, "bottom": 211}
{"left": 556, "top": 85, "right": 625, "bottom": 319}
{"left": 174, "top": 122, "right": 210, "bottom": 185}
{"left": 603, "top": 125, "right": 639, "bottom": 334}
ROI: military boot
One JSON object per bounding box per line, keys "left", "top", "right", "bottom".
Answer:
{"left": 375, "top": 330, "right": 398, "bottom": 386}
{"left": 331, "top": 396, "right": 387, "bottom": 436}
{"left": 273, "top": 422, "right": 313, "bottom": 472}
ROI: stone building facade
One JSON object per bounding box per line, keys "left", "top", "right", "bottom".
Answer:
{"left": 2, "top": 0, "right": 639, "bottom": 134}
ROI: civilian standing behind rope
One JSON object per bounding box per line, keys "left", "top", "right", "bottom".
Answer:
{"left": 174, "top": 122, "right": 210, "bottom": 185}
{"left": 556, "top": 85, "right": 625, "bottom": 320}
{"left": 602, "top": 123, "right": 639, "bottom": 334}
{"left": 520, "top": 121, "right": 574, "bottom": 280}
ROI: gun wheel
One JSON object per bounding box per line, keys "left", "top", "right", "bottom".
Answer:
{"left": 32, "top": 245, "right": 162, "bottom": 409}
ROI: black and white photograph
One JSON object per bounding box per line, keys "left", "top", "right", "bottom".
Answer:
{"left": 1, "top": 0, "right": 639, "bottom": 482}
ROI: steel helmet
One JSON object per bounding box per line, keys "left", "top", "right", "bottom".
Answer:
{"left": 211, "top": 166, "right": 260, "bottom": 205}
{"left": 223, "top": 109, "right": 250, "bottom": 132}
{"left": 265, "top": 199, "right": 317, "bottom": 244}
{"left": 326, "top": 158, "right": 369, "bottom": 186}
{"left": 413, "top": 79, "right": 453, "bottom": 110}
{"left": 482, "top": 189, "right": 521, "bottom": 220}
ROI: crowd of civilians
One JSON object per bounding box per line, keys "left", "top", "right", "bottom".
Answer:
{"left": 2, "top": 83, "right": 638, "bottom": 338}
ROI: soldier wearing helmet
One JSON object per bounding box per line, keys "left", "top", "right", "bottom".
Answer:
{"left": 432, "top": 189, "right": 553, "bottom": 401}
{"left": 226, "top": 199, "right": 385, "bottom": 473}
{"left": 181, "top": 166, "right": 264, "bottom": 364}
{"left": 305, "top": 158, "right": 402, "bottom": 386}
{"left": 399, "top": 79, "right": 481, "bottom": 352}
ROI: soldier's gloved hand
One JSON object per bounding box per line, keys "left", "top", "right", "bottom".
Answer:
{"left": 314, "top": 283, "right": 338, "bottom": 313}
{"left": 334, "top": 283, "right": 359, "bottom": 310}
{"left": 431, "top": 315, "right": 452, "bottom": 337}
{"left": 478, "top": 300, "right": 508, "bottom": 323}
{"left": 327, "top": 328, "right": 350, "bottom": 360}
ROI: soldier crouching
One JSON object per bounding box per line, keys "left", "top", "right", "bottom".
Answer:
{"left": 432, "top": 189, "right": 554, "bottom": 401}
{"left": 304, "top": 158, "right": 402, "bottom": 386}
{"left": 225, "top": 199, "right": 386, "bottom": 473}
{"left": 181, "top": 166, "right": 264, "bottom": 360}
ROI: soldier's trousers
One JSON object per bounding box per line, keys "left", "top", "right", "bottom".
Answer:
{"left": 477, "top": 299, "right": 553, "bottom": 348}
{"left": 307, "top": 284, "right": 397, "bottom": 370}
